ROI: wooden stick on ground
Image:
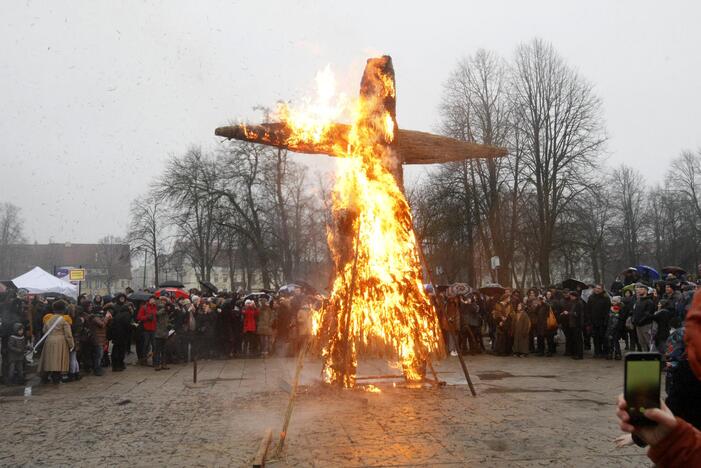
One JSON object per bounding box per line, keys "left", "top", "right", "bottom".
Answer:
{"left": 251, "top": 428, "right": 273, "bottom": 468}
{"left": 454, "top": 340, "right": 477, "bottom": 397}
{"left": 426, "top": 359, "right": 443, "bottom": 388}
{"left": 354, "top": 374, "right": 406, "bottom": 381}
{"left": 272, "top": 338, "right": 310, "bottom": 459}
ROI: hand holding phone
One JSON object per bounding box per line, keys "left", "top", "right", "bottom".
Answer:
{"left": 624, "top": 352, "right": 662, "bottom": 426}
{"left": 617, "top": 394, "right": 677, "bottom": 447}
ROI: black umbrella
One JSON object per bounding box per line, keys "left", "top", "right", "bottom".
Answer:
{"left": 662, "top": 266, "right": 687, "bottom": 276}
{"left": 0, "top": 280, "right": 16, "bottom": 293}
{"left": 244, "top": 292, "right": 271, "bottom": 303}
{"left": 128, "top": 291, "right": 154, "bottom": 302}
{"left": 159, "top": 280, "right": 185, "bottom": 289}
{"left": 479, "top": 283, "right": 505, "bottom": 296}
{"left": 291, "top": 279, "right": 319, "bottom": 296}
{"left": 561, "top": 278, "right": 588, "bottom": 291}
{"left": 279, "top": 283, "right": 302, "bottom": 295}
{"left": 40, "top": 292, "right": 76, "bottom": 304}
{"left": 199, "top": 280, "right": 219, "bottom": 294}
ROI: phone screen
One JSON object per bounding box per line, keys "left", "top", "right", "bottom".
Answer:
{"left": 625, "top": 356, "right": 661, "bottom": 425}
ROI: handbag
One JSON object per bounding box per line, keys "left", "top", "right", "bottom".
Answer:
{"left": 546, "top": 308, "right": 558, "bottom": 332}
{"left": 625, "top": 316, "right": 634, "bottom": 331}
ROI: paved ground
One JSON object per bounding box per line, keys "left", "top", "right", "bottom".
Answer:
{"left": 0, "top": 350, "right": 649, "bottom": 467}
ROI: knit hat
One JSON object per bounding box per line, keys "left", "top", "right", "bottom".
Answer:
{"left": 611, "top": 296, "right": 622, "bottom": 305}
{"left": 53, "top": 300, "right": 67, "bottom": 312}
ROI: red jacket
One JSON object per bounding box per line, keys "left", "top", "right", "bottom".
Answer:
{"left": 242, "top": 306, "right": 259, "bottom": 333}
{"left": 137, "top": 303, "right": 158, "bottom": 332}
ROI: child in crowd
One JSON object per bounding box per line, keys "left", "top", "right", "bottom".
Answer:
{"left": 606, "top": 296, "right": 623, "bottom": 360}
{"left": 8, "top": 323, "right": 28, "bottom": 384}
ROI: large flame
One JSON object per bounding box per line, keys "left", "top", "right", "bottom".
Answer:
{"left": 279, "top": 59, "right": 443, "bottom": 387}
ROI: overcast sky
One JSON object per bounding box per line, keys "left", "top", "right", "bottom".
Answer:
{"left": 1, "top": 0, "right": 700, "bottom": 244}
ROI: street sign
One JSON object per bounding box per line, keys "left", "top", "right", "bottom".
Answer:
{"left": 69, "top": 269, "right": 86, "bottom": 281}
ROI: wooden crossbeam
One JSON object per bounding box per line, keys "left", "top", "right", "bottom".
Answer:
{"left": 214, "top": 123, "right": 508, "bottom": 164}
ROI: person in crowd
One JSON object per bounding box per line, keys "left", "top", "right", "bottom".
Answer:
{"left": 534, "top": 295, "right": 556, "bottom": 357}
{"left": 459, "top": 294, "right": 482, "bottom": 355}
{"left": 195, "top": 298, "right": 218, "bottom": 359}
{"left": 153, "top": 297, "right": 171, "bottom": 371}
{"left": 257, "top": 297, "right": 276, "bottom": 356}
{"left": 616, "top": 289, "right": 701, "bottom": 465}
{"left": 136, "top": 296, "right": 158, "bottom": 366}
{"left": 0, "top": 290, "right": 25, "bottom": 383}
{"left": 492, "top": 290, "right": 514, "bottom": 356}
{"left": 566, "top": 291, "right": 585, "bottom": 360}
{"left": 7, "top": 323, "right": 28, "bottom": 384}
{"left": 241, "top": 299, "right": 259, "bottom": 356}
{"left": 37, "top": 300, "right": 75, "bottom": 384}
{"left": 231, "top": 295, "right": 244, "bottom": 357}
{"left": 441, "top": 296, "right": 460, "bottom": 357}
{"left": 621, "top": 289, "right": 639, "bottom": 351}
{"left": 110, "top": 293, "right": 132, "bottom": 372}
{"left": 296, "top": 301, "right": 313, "bottom": 353}
{"left": 587, "top": 284, "right": 611, "bottom": 358}
{"left": 526, "top": 289, "right": 539, "bottom": 353}
{"left": 632, "top": 283, "right": 656, "bottom": 351}
{"left": 606, "top": 296, "right": 624, "bottom": 360}
{"left": 511, "top": 301, "right": 531, "bottom": 357}
{"left": 87, "top": 302, "right": 110, "bottom": 376}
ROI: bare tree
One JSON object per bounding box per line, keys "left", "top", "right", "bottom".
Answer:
{"left": 438, "top": 49, "right": 523, "bottom": 285}
{"left": 511, "top": 38, "right": 606, "bottom": 285}
{"left": 0, "top": 202, "right": 25, "bottom": 278}
{"left": 128, "top": 194, "right": 167, "bottom": 287}
{"left": 95, "top": 235, "right": 128, "bottom": 294}
{"left": 611, "top": 165, "right": 646, "bottom": 266}
{"left": 158, "top": 147, "right": 224, "bottom": 283}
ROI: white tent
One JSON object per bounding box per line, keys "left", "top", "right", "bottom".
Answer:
{"left": 12, "top": 266, "right": 79, "bottom": 299}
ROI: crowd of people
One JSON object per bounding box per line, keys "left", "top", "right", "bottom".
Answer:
{"left": 434, "top": 275, "right": 695, "bottom": 362}
{"left": 0, "top": 271, "right": 696, "bottom": 387}
{"left": 0, "top": 286, "right": 318, "bottom": 385}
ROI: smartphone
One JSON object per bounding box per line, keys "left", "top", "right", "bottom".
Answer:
{"left": 624, "top": 352, "right": 662, "bottom": 426}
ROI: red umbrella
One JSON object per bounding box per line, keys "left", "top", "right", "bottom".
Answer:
{"left": 154, "top": 287, "right": 189, "bottom": 300}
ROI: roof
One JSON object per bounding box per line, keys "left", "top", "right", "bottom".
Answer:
{"left": 2, "top": 243, "right": 132, "bottom": 279}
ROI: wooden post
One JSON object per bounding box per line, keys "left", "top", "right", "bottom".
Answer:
{"left": 193, "top": 358, "right": 198, "bottom": 384}
{"left": 252, "top": 428, "right": 272, "bottom": 467}
{"left": 455, "top": 343, "right": 477, "bottom": 397}
{"left": 273, "top": 338, "right": 309, "bottom": 458}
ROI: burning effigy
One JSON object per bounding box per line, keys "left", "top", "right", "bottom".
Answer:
{"left": 216, "top": 55, "right": 506, "bottom": 388}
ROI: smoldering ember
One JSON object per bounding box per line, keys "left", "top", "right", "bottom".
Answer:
{"left": 2, "top": 4, "right": 701, "bottom": 467}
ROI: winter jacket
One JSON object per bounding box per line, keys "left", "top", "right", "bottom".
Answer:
{"left": 137, "top": 303, "right": 158, "bottom": 332}
{"left": 111, "top": 303, "right": 132, "bottom": 339}
{"left": 37, "top": 314, "right": 74, "bottom": 373}
{"left": 0, "top": 299, "right": 23, "bottom": 338}
{"left": 605, "top": 306, "right": 623, "bottom": 339}
{"left": 587, "top": 292, "right": 611, "bottom": 328}
{"left": 567, "top": 299, "right": 585, "bottom": 329}
{"left": 648, "top": 417, "right": 701, "bottom": 466}
{"left": 631, "top": 295, "right": 656, "bottom": 327}
{"left": 8, "top": 333, "right": 27, "bottom": 361}
{"left": 155, "top": 306, "right": 170, "bottom": 339}
{"left": 242, "top": 306, "right": 259, "bottom": 333}
{"left": 534, "top": 303, "right": 551, "bottom": 336}
{"left": 257, "top": 304, "right": 276, "bottom": 336}
{"left": 459, "top": 301, "right": 481, "bottom": 329}
{"left": 441, "top": 300, "right": 460, "bottom": 332}
{"left": 88, "top": 313, "right": 108, "bottom": 347}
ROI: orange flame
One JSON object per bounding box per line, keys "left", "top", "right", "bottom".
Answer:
{"left": 280, "top": 59, "right": 443, "bottom": 387}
